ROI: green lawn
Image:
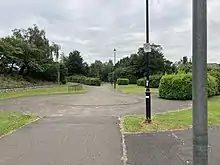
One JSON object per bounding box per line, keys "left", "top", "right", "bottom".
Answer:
{"left": 121, "top": 96, "right": 220, "bottom": 133}
{"left": 0, "top": 85, "right": 86, "bottom": 100}
{"left": 116, "top": 84, "right": 158, "bottom": 94}
{"left": 0, "top": 111, "right": 38, "bottom": 136}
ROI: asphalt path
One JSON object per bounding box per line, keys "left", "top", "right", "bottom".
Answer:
{"left": 0, "top": 85, "right": 192, "bottom": 165}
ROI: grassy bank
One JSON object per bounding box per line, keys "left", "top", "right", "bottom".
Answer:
{"left": 121, "top": 96, "right": 220, "bottom": 133}
{"left": 0, "top": 85, "right": 86, "bottom": 100}
{"left": 0, "top": 111, "right": 38, "bottom": 136}
{"left": 116, "top": 84, "right": 158, "bottom": 94}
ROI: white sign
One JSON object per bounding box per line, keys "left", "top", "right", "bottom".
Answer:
{"left": 143, "top": 43, "right": 151, "bottom": 53}
{"left": 146, "top": 80, "right": 149, "bottom": 87}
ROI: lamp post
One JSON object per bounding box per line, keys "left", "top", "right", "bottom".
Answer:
{"left": 113, "top": 48, "right": 117, "bottom": 89}
{"left": 192, "top": 0, "right": 208, "bottom": 165}
{"left": 144, "top": 0, "right": 151, "bottom": 123}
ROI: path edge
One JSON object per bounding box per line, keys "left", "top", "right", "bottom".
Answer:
{"left": 0, "top": 116, "right": 43, "bottom": 139}
{"left": 118, "top": 117, "right": 128, "bottom": 165}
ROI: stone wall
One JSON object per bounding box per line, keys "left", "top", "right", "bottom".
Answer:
{"left": 0, "top": 85, "right": 55, "bottom": 93}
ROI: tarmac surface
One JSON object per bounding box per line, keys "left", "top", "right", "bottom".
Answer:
{"left": 0, "top": 85, "right": 198, "bottom": 165}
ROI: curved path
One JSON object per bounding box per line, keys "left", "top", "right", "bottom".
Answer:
{"left": 0, "top": 86, "right": 191, "bottom": 117}
{"left": 0, "top": 86, "right": 191, "bottom": 165}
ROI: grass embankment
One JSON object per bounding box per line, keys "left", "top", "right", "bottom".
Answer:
{"left": 0, "top": 111, "right": 38, "bottom": 136}
{"left": 122, "top": 96, "right": 220, "bottom": 133}
{"left": 116, "top": 84, "right": 158, "bottom": 94}
{"left": 0, "top": 85, "right": 86, "bottom": 100}
{"left": 0, "top": 74, "right": 54, "bottom": 89}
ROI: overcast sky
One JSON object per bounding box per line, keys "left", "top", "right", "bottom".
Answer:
{"left": 0, "top": 0, "right": 219, "bottom": 64}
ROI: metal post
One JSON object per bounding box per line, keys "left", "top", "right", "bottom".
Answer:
{"left": 145, "top": 0, "right": 151, "bottom": 123}
{"left": 113, "top": 48, "right": 116, "bottom": 89}
{"left": 192, "top": 0, "right": 208, "bottom": 165}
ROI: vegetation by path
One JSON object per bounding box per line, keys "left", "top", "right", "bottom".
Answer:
{"left": 0, "top": 111, "right": 38, "bottom": 136}
{"left": 121, "top": 96, "right": 220, "bottom": 133}
{"left": 116, "top": 84, "right": 158, "bottom": 94}
{"left": 0, "top": 85, "right": 86, "bottom": 100}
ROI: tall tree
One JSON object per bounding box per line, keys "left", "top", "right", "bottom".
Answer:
{"left": 65, "top": 50, "right": 84, "bottom": 76}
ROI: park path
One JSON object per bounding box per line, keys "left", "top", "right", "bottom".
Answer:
{"left": 0, "top": 85, "right": 192, "bottom": 165}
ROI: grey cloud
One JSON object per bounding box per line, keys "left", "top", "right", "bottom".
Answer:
{"left": 0, "top": 0, "right": 219, "bottom": 64}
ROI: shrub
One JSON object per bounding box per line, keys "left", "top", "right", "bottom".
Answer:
{"left": 137, "top": 78, "right": 145, "bottom": 86}
{"left": 66, "top": 75, "right": 86, "bottom": 84}
{"left": 67, "top": 76, "right": 101, "bottom": 86}
{"left": 207, "top": 74, "right": 218, "bottom": 96}
{"left": 208, "top": 68, "right": 220, "bottom": 94}
{"left": 84, "top": 77, "right": 101, "bottom": 86}
{"left": 159, "top": 73, "right": 218, "bottom": 100}
{"left": 150, "top": 74, "right": 163, "bottom": 88}
{"left": 117, "top": 78, "right": 129, "bottom": 85}
{"left": 137, "top": 74, "right": 162, "bottom": 88}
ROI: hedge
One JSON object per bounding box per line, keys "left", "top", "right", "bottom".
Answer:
{"left": 117, "top": 78, "right": 129, "bottom": 85}
{"left": 67, "top": 76, "right": 101, "bottom": 86}
{"left": 84, "top": 77, "right": 101, "bottom": 86}
{"left": 137, "top": 74, "right": 162, "bottom": 88}
{"left": 159, "top": 73, "right": 218, "bottom": 100}
{"left": 208, "top": 68, "right": 220, "bottom": 94}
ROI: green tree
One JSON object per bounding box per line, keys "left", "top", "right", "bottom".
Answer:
{"left": 65, "top": 50, "right": 84, "bottom": 76}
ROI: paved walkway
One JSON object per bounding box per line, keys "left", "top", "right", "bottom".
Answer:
{"left": 0, "top": 86, "right": 192, "bottom": 165}
{"left": 125, "top": 126, "right": 220, "bottom": 165}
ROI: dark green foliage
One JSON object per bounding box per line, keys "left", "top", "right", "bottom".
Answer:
{"left": 114, "top": 67, "right": 135, "bottom": 83}
{"left": 84, "top": 77, "right": 101, "bottom": 86}
{"left": 127, "top": 76, "right": 137, "bottom": 84}
{"left": 137, "top": 78, "right": 145, "bottom": 86}
{"left": 117, "top": 78, "right": 129, "bottom": 85}
{"left": 207, "top": 75, "right": 218, "bottom": 97}
{"left": 208, "top": 66, "right": 220, "bottom": 94}
{"left": 159, "top": 73, "right": 218, "bottom": 100}
{"left": 150, "top": 74, "right": 163, "bottom": 88}
{"left": 137, "top": 74, "right": 162, "bottom": 88}
{"left": 66, "top": 75, "right": 86, "bottom": 84}
{"left": 64, "top": 50, "right": 84, "bottom": 76}
{"left": 67, "top": 76, "right": 101, "bottom": 86}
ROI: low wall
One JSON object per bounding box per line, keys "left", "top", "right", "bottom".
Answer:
{"left": 0, "top": 85, "right": 56, "bottom": 93}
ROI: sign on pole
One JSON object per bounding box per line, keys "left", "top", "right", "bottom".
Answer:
{"left": 143, "top": 43, "right": 151, "bottom": 53}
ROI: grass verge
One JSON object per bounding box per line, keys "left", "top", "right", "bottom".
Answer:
{"left": 0, "top": 111, "right": 38, "bottom": 136}
{"left": 121, "top": 96, "right": 220, "bottom": 133}
{"left": 0, "top": 85, "right": 86, "bottom": 100}
{"left": 116, "top": 84, "right": 158, "bottom": 94}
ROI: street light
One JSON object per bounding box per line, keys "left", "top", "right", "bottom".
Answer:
{"left": 113, "top": 48, "right": 117, "bottom": 89}
{"left": 144, "top": 0, "right": 151, "bottom": 123}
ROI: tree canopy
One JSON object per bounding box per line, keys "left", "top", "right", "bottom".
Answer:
{"left": 1, "top": 24, "right": 213, "bottom": 85}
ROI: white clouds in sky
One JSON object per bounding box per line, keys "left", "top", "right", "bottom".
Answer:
{"left": 0, "top": 0, "right": 219, "bottom": 63}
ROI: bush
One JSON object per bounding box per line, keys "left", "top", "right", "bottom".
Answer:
{"left": 84, "top": 77, "right": 101, "bottom": 86}
{"left": 137, "top": 78, "right": 145, "bottom": 86}
{"left": 207, "top": 74, "right": 219, "bottom": 96}
{"left": 117, "top": 78, "right": 129, "bottom": 85}
{"left": 66, "top": 75, "right": 86, "bottom": 84}
{"left": 159, "top": 73, "right": 218, "bottom": 100}
{"left": 150, "top": 74, "right": 163, "bottom": 88}
{"left": 137, "top": 74, "right": 162, "bottom": 88}
{"left": 67, "top": 76, "right": 101, "bottom": 86}
{"left": 208, "top": 67, "right": 220, "bottom": 94}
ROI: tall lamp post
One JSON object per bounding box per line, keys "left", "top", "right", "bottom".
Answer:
{"left": 144, "top": 0, "right": 151, "bottom": 123}
{"left": 113, "top": 48, "right": 117, "bottom": 89}
{"left": 192, "top": 0, "right": 208, "bottom": 165}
